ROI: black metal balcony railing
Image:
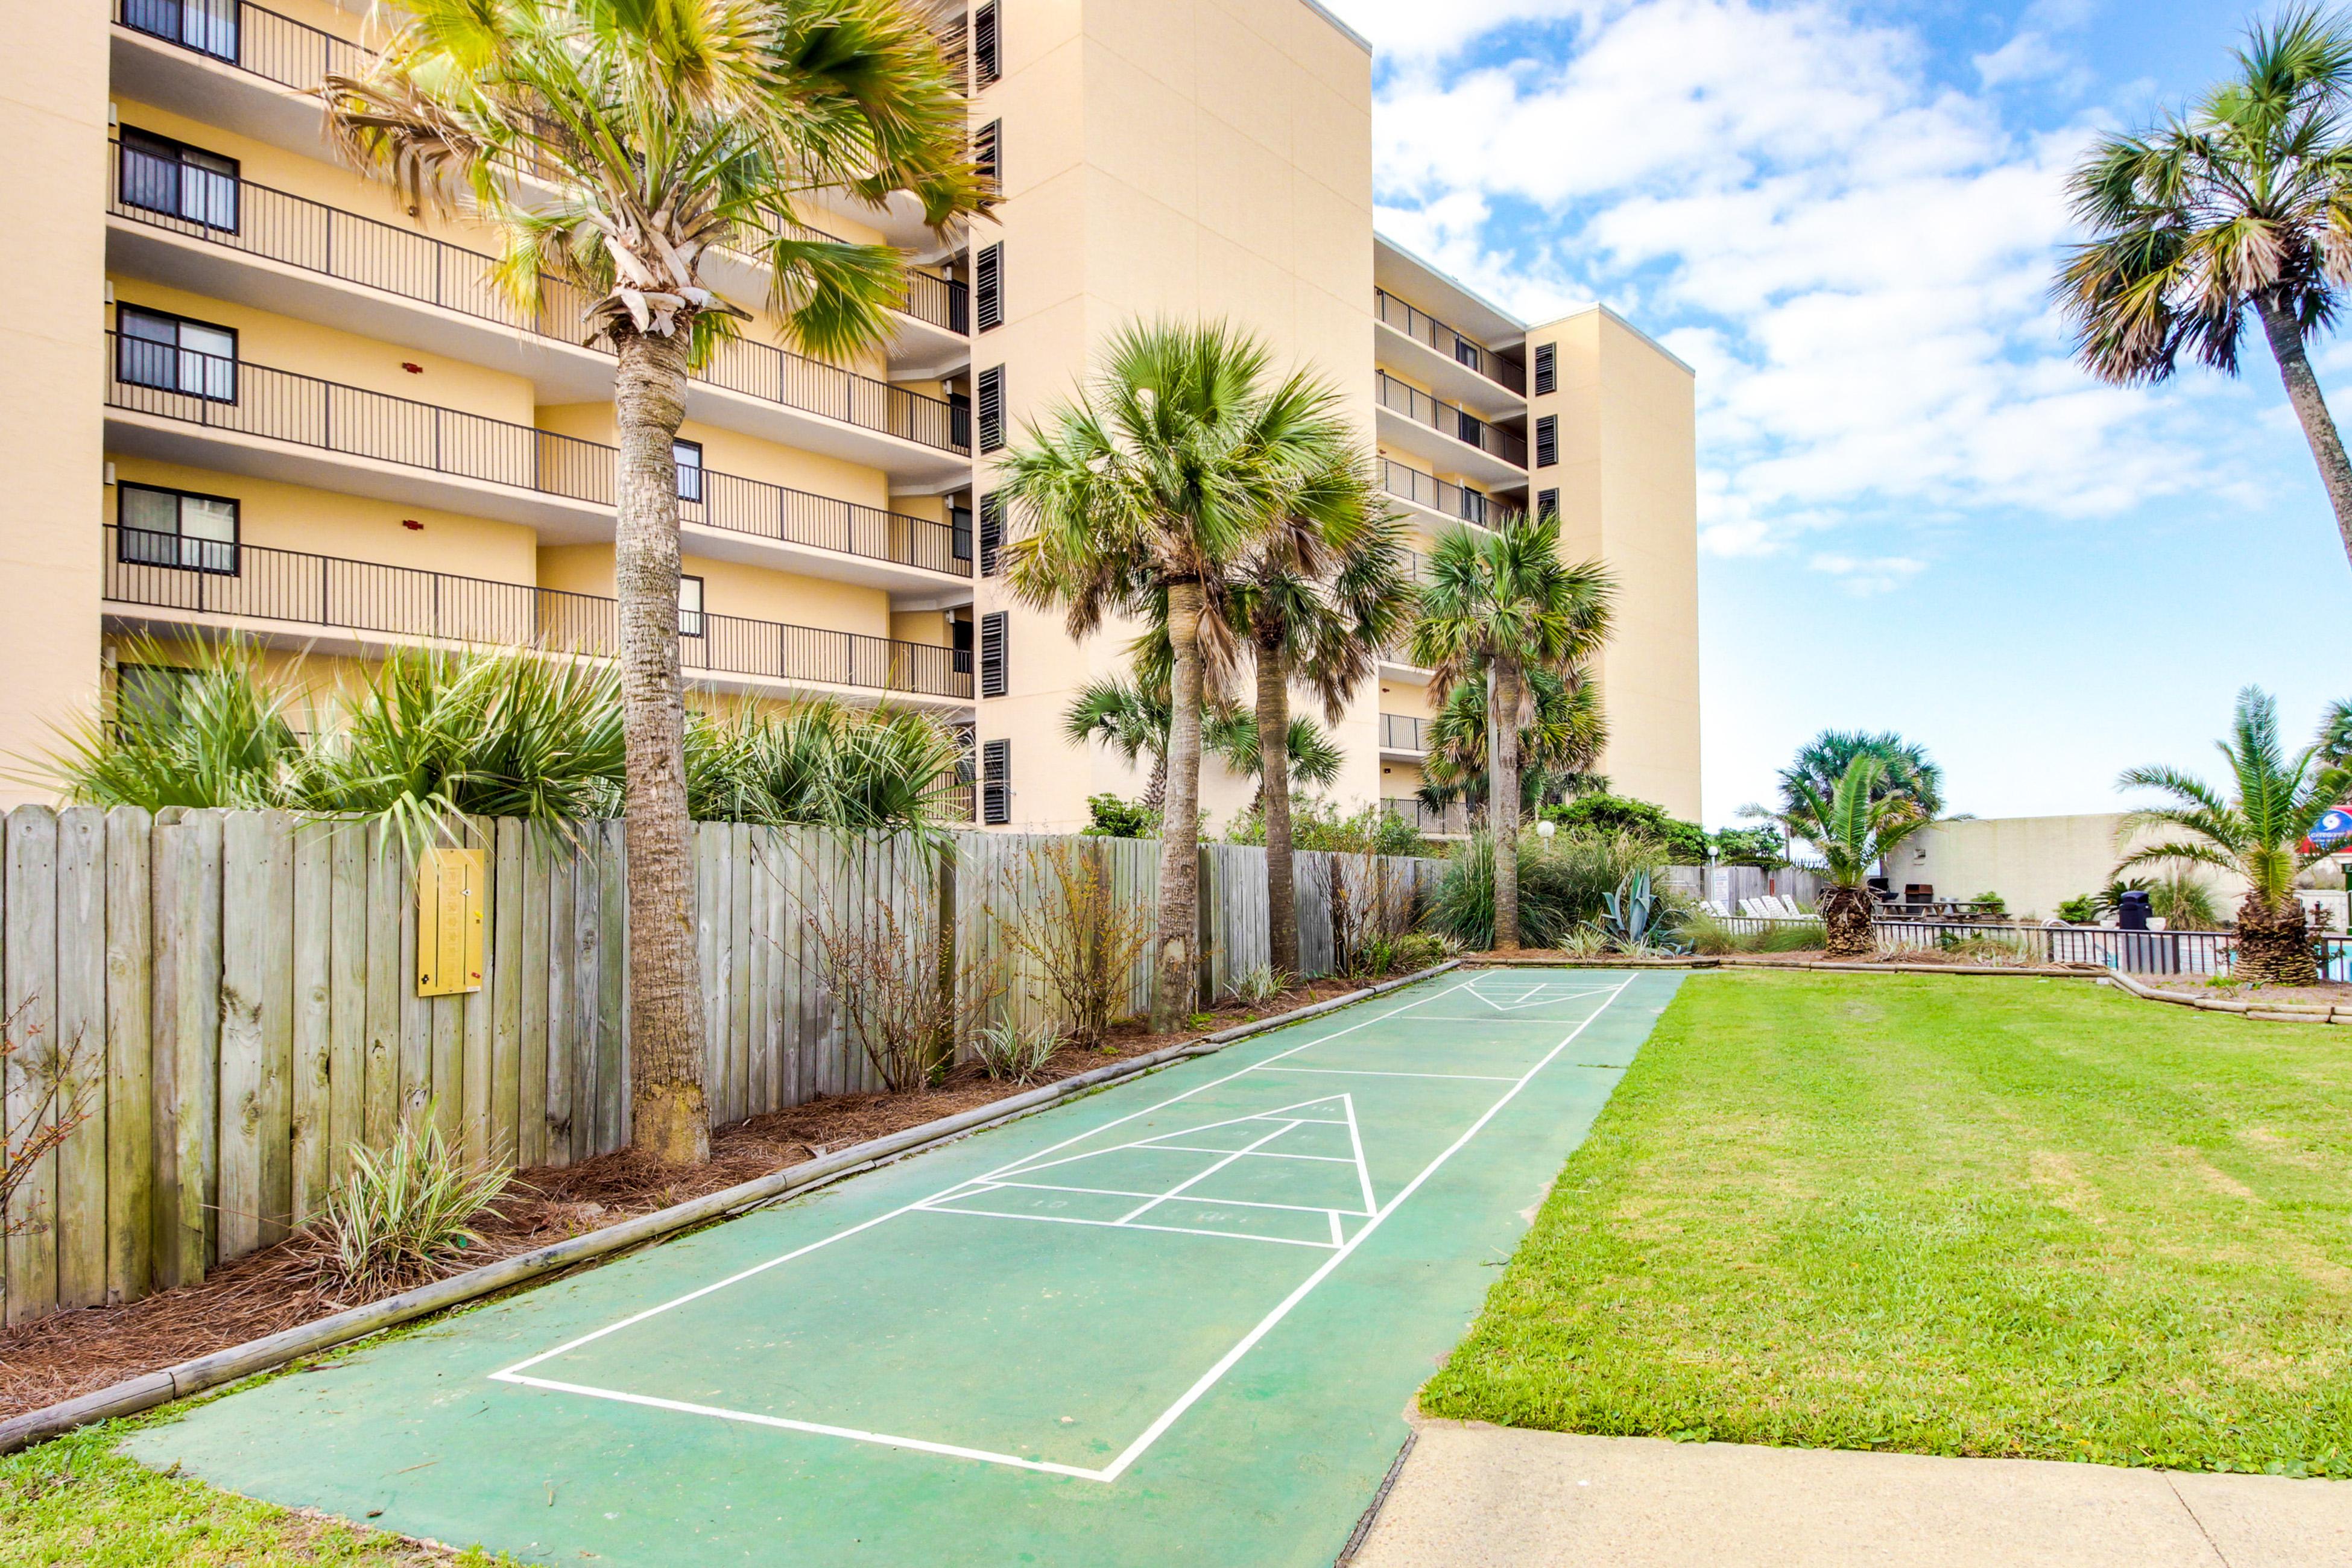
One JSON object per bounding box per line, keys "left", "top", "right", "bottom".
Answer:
{"left": 109, "top": 150, "right": 968, "bottom": 460}
{"left": 1376, "top": 373, "right": 1527, "bottom": 467}
{"left": 1379, "top": 458, "right": 1521, "bottom": 530}
{"left": 105, "top": 336, "right": 972, "bottom": 576}
{"left": 104, "top": 525, "right": 974, "bottom": 700}
{"left": 119, "top": 0, "right": 362, "bottom": 89}
{"left": 1379, "top": 713, "right": 1429, "bottom": 751}
{"left": 1382, "top": 797, "right": 1472, "bottom": 836}
{"left": 1374, "top": 288, "right": 1525, "bottom": 396}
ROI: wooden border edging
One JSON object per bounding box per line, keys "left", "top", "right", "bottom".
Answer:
{"left": 0, "top": 962, "right": 1461, "bottom": 1457}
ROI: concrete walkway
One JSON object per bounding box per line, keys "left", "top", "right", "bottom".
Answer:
{"left": 1349, "top": 1422, "right": 2352, "bottom": 1567}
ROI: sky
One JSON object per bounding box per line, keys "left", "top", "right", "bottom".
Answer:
{"left": 1320, "top": 0, "right": 2352, "bottom": 827}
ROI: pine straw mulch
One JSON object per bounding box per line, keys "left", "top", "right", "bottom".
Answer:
{"left": 0, "top": 979, "right": 1359, "bottom": 1423}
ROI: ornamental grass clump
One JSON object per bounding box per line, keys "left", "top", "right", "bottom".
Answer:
{"left": 971, "top": 1019, "right": 1061, "bottom": 1084}
{"left": 305, "top": 1118, "right": 511, "bottom": 1300}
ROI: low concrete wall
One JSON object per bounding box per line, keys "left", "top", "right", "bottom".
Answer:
{"left": 1892, "top": 814, "right": 2244, "bottom": 922}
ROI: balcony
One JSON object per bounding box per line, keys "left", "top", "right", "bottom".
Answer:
{"left": 1373, "top": 288, "right": 1525, "bottom": 406}
{"left": 1380, "top": 458, "right": 1521, "bottom": 533}
{"left": 106, "top": 148, "right": 969, "bottom": 484}
{"left": 1382, "top": 797, "right": 1472, "bottom": 838}
{"left": 103, "top": 525, "right": 973, "bottom": 706}
{"left": 1379, "top": 713, "right": 1430, "bottom": 754}
{"left": 104, "top": 335, "right": 973, "bottom": 589}
{"left": 1376, "top": 373, "right": 1526, "bottom": 484}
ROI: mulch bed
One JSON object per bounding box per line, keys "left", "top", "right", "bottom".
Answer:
{"left": 0, "top": 979, "right": 1358, "bottom": 1421}
{"left": 2135, "top": 976, "right": 2352, "bottom": 1008}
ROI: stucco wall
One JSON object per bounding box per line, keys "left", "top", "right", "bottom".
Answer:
{"left": 1895, "top": 813, "right": 2246, "bottom": 922}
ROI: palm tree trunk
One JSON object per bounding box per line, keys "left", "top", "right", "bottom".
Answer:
{"left": 1490, "top": 660, "right": 1523, "bottom": 951}
{"left": 1144, "top": 753, "right": 1167, "bottom": 812}
{"left": 1821, "top": 883, "right": 1874, "bottom": 958}
{"left": 2254, "top": 291, "right": 2352, "bottom": 575}
{"left": 1256, "top": 637, "right": 1298, "bottom": 979}
{"left": 613, "top": 329, "right": 709, "bottom": 1165}
{"left": 1154, "top": 580, "right": 1206, "bottom": 1030}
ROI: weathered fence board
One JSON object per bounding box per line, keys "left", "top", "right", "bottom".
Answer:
{"left": 54, "top": 805, "right": 108, "bottom": 1310}
{"left": 5, "top": 808, "right": 59, "bottom": 1324}
{"left": 103, "top": 805, "right": 152, "bottom": 1305}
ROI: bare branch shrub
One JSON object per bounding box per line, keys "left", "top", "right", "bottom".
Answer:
{"left": 2, "top": 1004, "right": 96, "bottom": 1240}
{"left": 1327, "top": 853, "right": 1415, "bottom": 979}
{"left": 797, "top": 839, "right": 1003, "bottom": 1092}
{"left": 994, "top": 838, "right": 1156, "bottom": 1048}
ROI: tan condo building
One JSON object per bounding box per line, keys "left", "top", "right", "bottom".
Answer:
{"left": 1, "top": 0, "right": 1699, "bottom": 829}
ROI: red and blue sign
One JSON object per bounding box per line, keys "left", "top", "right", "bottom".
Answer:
{"left": 2309, "top": 808, "right": 2352, "bottom": 850}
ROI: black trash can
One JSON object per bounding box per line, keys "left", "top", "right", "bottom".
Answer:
{"left": 2117, "top": 889, "right": 2152, "bottom": 931}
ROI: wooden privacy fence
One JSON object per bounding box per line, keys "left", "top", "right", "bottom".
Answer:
{"left": 0, "top": 805, "right": 1446, "bottom": 1324}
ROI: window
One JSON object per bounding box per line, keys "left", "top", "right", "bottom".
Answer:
{"left": 978, "top": 490, "right": 1004, "bottom": 576}
{"left": 1534, "top": 414, "right": 1558, "bottom": 468}
{"left": 1537, "top": 488, "right": 1559, "bottom": 520}
{"left": 1455, "top": 338, "right": 1480, "bottom": 370}
{"left": 673, "top": 439, "right": 704, "bottom": 504}
{"left": 979, "top": 610, "right": 1008, "bottom": 698}
{"left": 117, "top": 306, "right": 238, "bottom": 401}
{"left": 950, "top": 501, "right": 974, "bottom": 565}
{"left": 116, "top": 663, "right": 201, "bottom": 732}
{"left": 977, "top": 365, "right": 1006, "bottom": 452}
{"left": 1455, "top": 409, "right": 1484, "bottom": 450}
{"left": 974, "top": 2, "right": 1001, "bottom": 85}
{"left": 1534, "top": 342, "right": 1556, "bottom": 397}
{"left": 949, "top": 388, "right": 972, "bottom": 450}
{"left": 118, "top": 127, "right": 239, "bottom": 230}
{"left": 951, "top": 616, "right": 973, "bottom": 674}
{"left": 118, "top": 482, "right": 239, "bottom": 574}
{"left": 975, "top": 242, "right": 1004, "bottom": 333}
{"left": 122, "top": 0, "right": 238, "bottom": 63}
{"left": 677, "top": 574, "right": 706, "bottom": 637}
{"left": 982, "top": 738, "right": 1011, "bottom": 825}
{"left": 973, "top": 119, "right": 1002, "bottom": 191}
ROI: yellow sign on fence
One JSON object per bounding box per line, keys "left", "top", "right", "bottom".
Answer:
{"left": 417, "top": 847, "right": 486, "bottom": 997}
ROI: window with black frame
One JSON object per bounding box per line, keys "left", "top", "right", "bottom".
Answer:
{"left": 118, "top": 482, "right": 239, "bottom": 574}
{"left": 673, "top": 438, "right": 704, "bottom": 503}
{"left": 117, "top": 306, "right": 238, "bottom": 401}
{"left": 950, "top": 615, "right": 973, "bottom": 674}
{"left": 115, "top": 663, "right": 201, "bottom": 737}
{"left": 118, "top": 127, "right": 239, "bottom": 230}
{"left": 123, "top": 0, "right": 239, "bottom": 62}
{"left": 678, "top": 574, "right": 706, "bottom": 637}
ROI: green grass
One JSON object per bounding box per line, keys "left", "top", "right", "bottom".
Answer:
{"left": 1423, "top": 970, "right": 2352, "bottom": 1475}
{"left": 0, "top": 1421, "right": 517, "bottom": 1566}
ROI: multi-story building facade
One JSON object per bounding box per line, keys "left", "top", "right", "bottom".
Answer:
{"left": 1, "top": 0, "right": 1698, "bottom": 827}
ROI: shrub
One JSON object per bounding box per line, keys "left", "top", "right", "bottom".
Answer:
{"left": 994, "top": 839, "right": 1157, "bottom": 1048}
{"left": 2152, "top": 874, "right": 2225, "bottom": 931}
{"left": 1081, "top": 793, "right": 1160, "bottom": 838}
{"left": 305, "top": 1116, "right": 510, "bottom": 1298}
{"left": 1223, "top": 964, "right": 1285, "bottom": 1005}
{"left": 1973, "top": 890, "right": 2008, "bottom": 917}
{"left": 1, "top": 1005, "right": 95, "bottom": 1239}
{"left": 1711, "top": 824, "right": 1788, "bottom": 868}
{"left": 1329, "top": 852, "right": 1417, "bottom": 978}
{"left": 1223, "top": 797, "right": 1433, "bottom": 857}
{"left": 1538, "top": 794, "right": 1709, "bottom": 863}
{"left": 1426, "top": 827, "right": 1674, "bottom": 950}
{"left": 972, "top": 1019, "right": 1061, "bottom": 1084}
{"left": 798, "top": 847, "right": 1003, "bottom": 1092}
{"left": 1389, "top": 931, "right": 1455, "bottom": 973}
{"left": 2056, "top": 894, "right": 2101, "bottom": 925}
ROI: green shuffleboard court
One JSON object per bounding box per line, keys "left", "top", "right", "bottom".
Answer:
{"left": 127, "top": 967, "right": 1681, "bottom": 1566}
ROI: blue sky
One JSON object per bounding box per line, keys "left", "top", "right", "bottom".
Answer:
{"left": 1321, "top": 0, "right": 2348, "bottom": 826}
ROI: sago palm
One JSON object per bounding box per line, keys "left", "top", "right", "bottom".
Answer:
{"left": 1768, "top": 756, "right": 1935, "bottom": 958}
{"left": 1001, "top": 320, "right": 1352, "bottom": 1027}
{"left": 1220, "top": 457, "right": 1413, "bottom": 978}
{"left": 2056, "top": 7, "right": 2352, "bottom": 574}
{"left": 323, "top": 0, "right": 984, "bottom": 1162}
{"left": 2116, "top": 686, "right": 2351, "bottom": 983}
{"left": 1408, "top": 513, "right": 1613, "bottom": 950}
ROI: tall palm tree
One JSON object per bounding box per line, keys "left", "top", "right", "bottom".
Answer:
{"left": 1222, "top": 460, "right": 1414, "bottom": 978}
{"left": 1760, "top": 756, "right": 1936, "bottom": 958}
{"left": 323, "top": 0, "right": 983, "bottom": 1162}
{"left": 1409, "top": 515, "right": 1613, "bottom": 950}
{"left": 1421, "top": 664, "right": 1607, "bottom": 817}
{"left": 1002, "top": 320, "right": 1351, "bottom": 1028}
{"left": 1777, "top": 730, "right": 1945, "bottom": 821}
{"left": 1060, "top": 676, "right": 1346, "bottom": 813}
{"left": 1202, "top": 710, "right": 1346, "bottom": 801}
{"left": 2116, "top": 686, "right": 2351, "bottom": 984}
{"left": 2057, "top": 7, "right": 2352, "bottom": 574}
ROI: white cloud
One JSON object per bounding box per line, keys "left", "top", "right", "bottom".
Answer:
{"left": 1974, "top": 31, "right": 2065, "bottom": 89}
{"left": 1326, "top": 0, "right": 2226, "bottom": 564}
{"left": 1808, "top": 552, "right": 1926, "bottom": 594}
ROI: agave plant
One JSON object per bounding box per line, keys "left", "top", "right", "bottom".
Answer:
{"left": 1600, "top": 868, "right": 1683, "bottom": 953}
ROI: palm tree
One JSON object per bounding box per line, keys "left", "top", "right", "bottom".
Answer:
{"left": 323, "top": 0, "right": 983, "bottom": 1162}
{"left": 1777, "top": 730, "right": 1944, "bottom": 821}
{"left": 2057, "top": 7, "right": 2352, "bottom": 574}
{"left": 2116, "top": 686, "right": 2351, "bottom": 983}
{"left": 1221, "top": 459, "right": 1414, "bottom": 978}
{"left": 1421, "top": 664, "right": 1607, "bottom": 818}
{"left": 1409, "top": 514, "right": 1613, "bottom": 950}
{"left": 1001, "top": 320, "right": 1352, "bottom": 1028}
{"left": 1203, "top": 710, "right": 1346, "bottom": 801}
{"left": 1060, "top": 677, "right": 1347, "bottom": 814}
{"left": 1765, "top": 756, "right": 1936, "bottom": 958}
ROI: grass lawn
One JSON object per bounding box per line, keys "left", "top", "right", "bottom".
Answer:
{"left": 1423, "top": 970, "right": 2352, "bottom": 1475}
{"left": 0, "top": 1421, "right": 516, "bottom": 1566}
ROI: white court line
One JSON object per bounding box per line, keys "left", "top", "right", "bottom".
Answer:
{"left": 906, "top": 1206, "right": 1341, "bottom": 1250}
{"left": 1257, "top": 1066, "right": 1519, "bottom": 1082}
{"left": 490, "top": 970, "right": 1635, "bottom": 1482}
{"left": 968, "top": 1178, "right": 1370, "bottom": 1219}
{"left": 1143, "top": 1145, "right": 1353, "bottom": 1163}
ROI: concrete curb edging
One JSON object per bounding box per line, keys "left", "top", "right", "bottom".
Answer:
{"left": 0, "top": 961, "right": 1461, "bottom": 1458}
